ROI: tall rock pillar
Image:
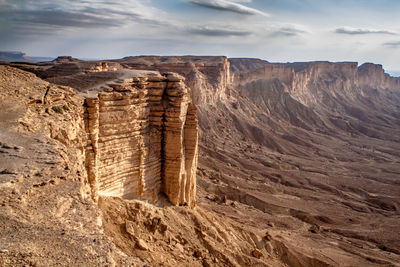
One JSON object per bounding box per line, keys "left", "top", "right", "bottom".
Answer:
{"left": 162, "top": 73, "right": 198, "bottom": 207}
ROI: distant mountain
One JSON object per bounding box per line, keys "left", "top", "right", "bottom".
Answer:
{"left": 0, "top": 51, "right": 54, "bottom": 63}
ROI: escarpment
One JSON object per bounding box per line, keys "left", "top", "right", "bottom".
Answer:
{"left": 84, "top": 71, "right": 198, "bottom": 206}
{"left": 231, "top": 60, "right": 400, "bottom": 107}
{"left": 358, "top": 63, "right": 400, "bottom": 90}
{"left": 232, "top": 62, "right": 294, "bottom": 88}
{"left": 231, "top": 60, "right": 400, "bottom": 93}
{"left": 2, "top": 60, "right": 200, "bottom": 207}
{"left": 2, "top": 56, "right": 400, "bottom": 267}
{"left": 114, "top": 56, "right": 231, "bottom": 105}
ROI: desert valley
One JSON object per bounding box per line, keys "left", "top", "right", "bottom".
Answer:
{"left": 0, "top": 54, "right": 399, "bottom": 266}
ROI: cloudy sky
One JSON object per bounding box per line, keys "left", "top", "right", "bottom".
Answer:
{"left": 1, "top": 0, "right": 400, "bottom": 74}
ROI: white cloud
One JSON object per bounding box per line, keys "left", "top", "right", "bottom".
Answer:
{"left": 186, "top": 25, "right": 252, "bottom": 36}
{"left": 268, "top": 24, "right": 309, "bottom": 37}
{"left": 189, "top": 0, "right": 268, "bottom": 16}
{"left": 335, "top": 27, "right": 397, "bottom": 35}
{"left": 384, "top": 41, "right": 400, "bottom": 48}
{"left": 0, "top": 0, "right": 165, "bottom": 31}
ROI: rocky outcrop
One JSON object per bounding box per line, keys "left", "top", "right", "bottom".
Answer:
{"left": 89, "top": 62, "right": 117, "bottom": 72}
{"left": 229, "top": 58, "right": 270, "bottom": 74}
{"left": 2, "top": 60, "right": 199, "bottom": 207}
{"left": 358, "top": 63, "right": 400, "bottom": 90}
{"left": 232, "top": 60, "right": 400, "bottom": 107}
{"left": 114, "top": 56, "right": 231, "bottom": 106}
{"left": 5, "top": 59, "right": 122, "bottom": 80}
{"left": 42, "top": 61, "right": 122, "bottom": 78}
{"left": 231, "top": 60, "right": 400, "bottom": 93}
{"left": 84, "top": 71, "right": 198, "bottom": 207}
{"left": 289, "top": 62, "right": 359, "bottom": 105}
{"left": 0, "top": 65, "right": 145, "bottom": 266}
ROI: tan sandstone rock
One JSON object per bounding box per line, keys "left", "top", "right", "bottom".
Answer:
{"left": 84, "top": 71, "right": 198, "bottom": 207}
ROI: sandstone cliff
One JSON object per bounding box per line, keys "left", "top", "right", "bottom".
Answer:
{"left": 0, "top": 61, "right": 200, "bottom": 206}
{"left": 0, "top": 64, "right": 292, "bottom": 267}
{"left": 232, "top": 60, "right": 400, "bottom": 107}
{"left": 2, "top": 55, "right": 400, "bottom": 267}
{"left": 232, "top": 62, "right": 294, "bottom": 88}
{"left": 0, "top": 65, "right": 145, "bottom": 266}
{"left": 114, "top": 56, "right": 231, "bottom": 106}
{"left": 84, "top": 70, "right": 198, "bottom": 206}
{"left": 358, "top": 63, "right": 400, "bottom": 90}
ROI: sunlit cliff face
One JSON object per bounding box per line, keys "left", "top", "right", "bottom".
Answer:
{"left": 83, "top": 71, "right": 198, "bottom": 207}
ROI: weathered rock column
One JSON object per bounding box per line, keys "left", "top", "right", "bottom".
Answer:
{"left": 84, "top": 71, "right": 198, "bottom": 207}
{"left": 162, "top": 73, "right": 198, "bottom": 207}
{"left": 183, "top": 103, "right": 198, "bottom": 207}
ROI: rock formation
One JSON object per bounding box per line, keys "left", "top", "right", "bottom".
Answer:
{"left": 115, "top": 56, "right": 231, "bottom": 106}
{"left": 89, "top": 62, "right": 117, "bottom": 72}
{"left": 2, "top": 55, "right": 400, "bottom": 266}
{"left": 358, "top": 62, "right": 400, "bottom": 89}
{"left": 232, "top": 62, "right": 294, "bottom": 88}
{"left": 231, "top": 60, "right": 400, "bottom": 107}
{"left": 84, "top": 71, "right": 198, "bottom": 206}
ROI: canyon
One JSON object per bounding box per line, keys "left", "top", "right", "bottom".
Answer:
{"left": 0, "top": 55, "right": 399, "bottom": 266}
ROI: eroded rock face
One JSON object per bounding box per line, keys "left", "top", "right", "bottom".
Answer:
{"left": 114, "top": 56, "right": 231, "bottom": 106}
{"left": 232, "top": 63, "right": 294, "bottom": 88}
{"left": 231, "top": 60, "right": 400, "bottom": 107}
{"left": 84, "top": 71, "right": 198, "bottom": 206}
{"left": 358, "top": 63, "right": 400, "bottom": 89}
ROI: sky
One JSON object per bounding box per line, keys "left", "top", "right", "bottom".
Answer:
{"left": 1, "top": 0, "right": 400, "bottom": 74}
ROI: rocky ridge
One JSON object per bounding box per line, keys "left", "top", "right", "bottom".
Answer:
{"left": 115, "top": 56, "right": 231, "bottom": 106}
{"left": 0, "top": 63, "right": 293, "bottom": 267}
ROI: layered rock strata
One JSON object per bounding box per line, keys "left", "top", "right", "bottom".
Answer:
{"left": 358, "top": 63, "right": 400, "bottom": 89}
{"left": 84, "top": 71, "right": 198, "bottom": 207}
{"left": 114, "top": 56, "right": 231, "bottom": 105}
{"left": 231, "top": 60, "right": 400, "bottom": 106}
{"left": 232, "top": 60, "right": 400, "bottom": 92}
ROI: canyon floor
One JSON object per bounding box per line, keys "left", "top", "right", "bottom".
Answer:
{"left": 1, "top": 56, "right": 400, "bottom": 266}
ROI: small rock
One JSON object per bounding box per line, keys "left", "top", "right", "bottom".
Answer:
{"left": 252, "top": 249, "right": 263, "bottom": 259}
{"left": 212, "top": 195, "right": 221, "bottom": 202}
{"left": 136, "top": 239, "right": 149, "bottom": 251}
{"left": 309, "top": 224, "right": 320, "bottom": 234}
{"left": 176, "top": 243, "right": 184, "bottom": 253}
{"left": 125, "top": 220, "right": 137, "bottom": 236}
{"left": 264, "top": 232, "right": 272, "bottom": 241}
